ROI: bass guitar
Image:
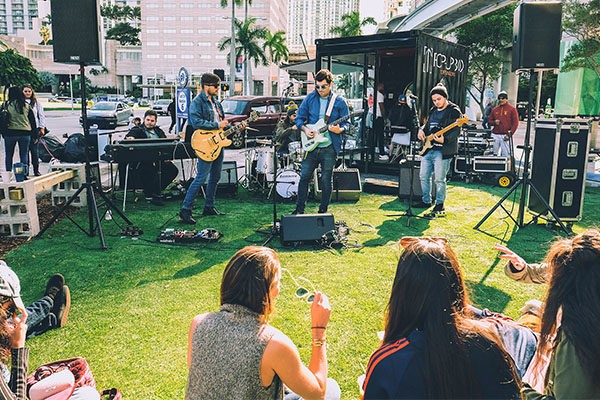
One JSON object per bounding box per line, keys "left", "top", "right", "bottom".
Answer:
{"left": 301, "top": 110, "right": 364, "bottom": 153}
{"left": 191, "top": 111, "right": 259, "bottom": 162}
{"left": 418, "top": 116, "right": 469, "bottom": 156}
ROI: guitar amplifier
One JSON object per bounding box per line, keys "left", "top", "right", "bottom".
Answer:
{"left": 280, "top": 213, "right": 335, "bottom": 243}
{"left": 472, "top": 156, "right": 511, "bottom": 173}
{"left": 313, "top": 168, "right": 361, "bottom": 201}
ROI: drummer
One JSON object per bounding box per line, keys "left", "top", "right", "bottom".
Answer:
{"left": 274, "top": 107, "right": 299, "bottom": 161}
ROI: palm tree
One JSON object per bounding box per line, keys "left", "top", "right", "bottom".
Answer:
{"left": 263, "top": 30, "right": 289, "bottom": 64}
{"left": 330, "top": 11, "right": 377, "bottom": 37}
{"left": 219, "top": 18, "right": 268, "bottom": 95}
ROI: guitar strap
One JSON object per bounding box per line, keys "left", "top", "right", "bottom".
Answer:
{"left": 324, "top": 93, "right": 338, "bottom": 123}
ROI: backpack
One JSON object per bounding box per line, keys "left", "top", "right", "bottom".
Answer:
{"left": 39, "top": 135, "right": 65, "bottom": 162}
{"left": 0, "top": 101, "right": 10, "bottom": 135}
{"left": 62, "top": 133, "right": 87, "bottom": 162}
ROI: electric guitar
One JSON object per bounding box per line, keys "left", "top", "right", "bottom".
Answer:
{"left": 191, "top": 111, "right": 259, "bottom": 162}
{"left": 301, "top": 110, "right": 364, "bottom": 153}
{"left": 418, "top": 116, "right": 469, "bottom": 156}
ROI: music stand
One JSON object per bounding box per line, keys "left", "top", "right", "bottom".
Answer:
{"left": 36, "top": 64, "right": 134, "bottom": 249}
{"left": 474, "top": 69, "right": 569, "bottom": 234}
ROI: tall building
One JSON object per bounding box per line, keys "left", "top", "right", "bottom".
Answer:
{"left": 140, "top": 0, "right": 288, "bottom": 97}
{"left": 288, "top": 0, "right": 359, "bottom": 53}
{"left": 0, "top": 0, "right": 40, "bottom": 35}
{"left": 385, "top": 0, "right": 411, "bottom": 19}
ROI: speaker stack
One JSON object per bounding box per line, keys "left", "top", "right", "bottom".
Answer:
{"left": 50, "top": 0, "right": 102, "bottom": 65}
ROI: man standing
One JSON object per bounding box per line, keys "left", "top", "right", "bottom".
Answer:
{"left": 374, "top": 82, "right": 387, "bottom": 159}
{"left": 414, "top": 84, "right": 462, "bottom": 216}
{"left": 482, "top": 98, "right": 493, "bottom": 130}
{"left": 293, "top": 69, "right": 349, "bottom": 215}
{"left": 179, "top": 73, "right": 241, "bottom": 224}
{"left": 488, "top": 91, "right": 519, "bottom": 157}
{"left": 125, "top": 109, "right": 179, "bottom": 206}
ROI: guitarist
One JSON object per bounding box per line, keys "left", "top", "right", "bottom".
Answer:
{"left": 179, "top": 72, "right": 244, "bottom": 224}
{"left": 415, "top": 84, "right": 462, "bottom": 216}
{"left": 292, "top": 69, "right": 349, "bottom": 215}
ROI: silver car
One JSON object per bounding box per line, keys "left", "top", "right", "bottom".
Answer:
{"left": 152, "top": 99, "right": 171, "bottom": 116}
{"left": 80, "top": 101, "right": 133, "bottom": 129}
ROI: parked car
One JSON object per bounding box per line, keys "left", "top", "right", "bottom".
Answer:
{"left": 79, "top": 101, "right": 133, "bottom": 129}
{"left": 152, "top": 99, "right": 171, "bottom": 115}
{"left": 137, "top": 98, "right": 150, "bottom": 107}
{"left": 222, "top": 96, "right": 305, "bottom": 148}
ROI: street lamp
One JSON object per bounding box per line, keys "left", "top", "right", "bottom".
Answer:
{"left": 229, "top": 5, "right": 236, "bottom": 96}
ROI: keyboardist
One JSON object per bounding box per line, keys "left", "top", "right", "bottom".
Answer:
{"left": 121, "top": 109, "right": 179, "bottom": 206}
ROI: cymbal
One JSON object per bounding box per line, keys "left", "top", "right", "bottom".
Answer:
{"left": 255, "top": 139, "right": 272, "bottom": 146}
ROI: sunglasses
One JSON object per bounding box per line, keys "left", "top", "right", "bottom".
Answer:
{"left": 498, "top": 96, "right": 508, "bottom": 100}
{"left": 206, "top": 83, "right": 219, "bottom": 88}
{"left": 315, "top": 84, "right": 329, "bottom": 90}
{"left": 281, "top": 268, "right": 317, "bottom": 303}
{"left": 399, "top": 236, "right": 448, "bottom": 249}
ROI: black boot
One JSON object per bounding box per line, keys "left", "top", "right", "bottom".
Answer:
{"left": 179, "top": 208, "right": 196, "bottom": 224}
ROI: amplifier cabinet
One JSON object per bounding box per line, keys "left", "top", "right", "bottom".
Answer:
{"left": 473, "top": 156, "right": 511, "bottom": 173}
{"left": 528, "top": 118, "right": 591, "bottom": 221}
{"left": 313, "top": 168, "right": 361, "bottom": 201}
{"left": 280, "top": 213, "right": 335, "bottom": 243}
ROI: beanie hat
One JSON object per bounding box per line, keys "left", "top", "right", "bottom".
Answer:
{"left": 287, "top": 108, "right": 297, "bottom": 117}
{"left": 430, "top": 84, "right": 448, "bottom": 98}
{"left": 497, "top": 91, "right": 508, "bottom": 99}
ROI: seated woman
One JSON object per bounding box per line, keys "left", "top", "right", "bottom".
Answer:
{"left": 185, "top": 246, "right": 340, "bottom": 400}
{"left": 362, "top": 237, "right": 520, "bottom": 399}
{"left": 521, "top": 229, "right": 600, "bottom": 399}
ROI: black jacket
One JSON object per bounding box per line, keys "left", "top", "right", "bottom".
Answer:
{"left": 423, "top": 101, "right": 462, "bottom": 159}
{"left": 126, "top": 125, "right": 167, "bottom": 139}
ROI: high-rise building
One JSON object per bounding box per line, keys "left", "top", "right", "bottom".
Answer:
{"left": 385, "top": 0, "right": 411, "bottom": 19}
{"left": 288, "top": 0, "right": 359, "bottom": 53}
{"left": 140, "top": 0, "right": 288, "bottom": 96}
{"left": 0, "top": 0, "right": 40, "bottom": 35}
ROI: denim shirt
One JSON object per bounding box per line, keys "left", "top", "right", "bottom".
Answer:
{"left": 295, "top": 90, "right": 349, "bottom": 154}
{"left": 189, "top": 91, "right": 224, "bottom": 131}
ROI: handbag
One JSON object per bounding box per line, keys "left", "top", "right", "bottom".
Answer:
{"left": 27, "top": 357, "right": 97, "bottom": 398}
{"left": 0, "top": 101, "right": 10, "bottom": 135}
{"left": 28, "top": 369, "right": 75, "bottom": 400}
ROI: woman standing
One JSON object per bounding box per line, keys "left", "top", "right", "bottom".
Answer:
{"left": 363, "top": 237, "right": 520, "bottom": 399}
{"left": 521, "top": 230, "right": 600, "bottom": 399}
{"left": 186, "top": 246, "right": 340, "bottom": 400}
{"left": 23, "top": 85, "right": 46, "bottom": 176}
{"left": 3, "top": 87, "right": 31, "bottom": 174}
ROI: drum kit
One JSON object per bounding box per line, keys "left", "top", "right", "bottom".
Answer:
{"left": 239, "top": 139, "right": 304, "bottom": 199}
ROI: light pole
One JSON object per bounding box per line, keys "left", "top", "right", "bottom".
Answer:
{"left": 229, "top": 2, "right": 236, "bottom": 97}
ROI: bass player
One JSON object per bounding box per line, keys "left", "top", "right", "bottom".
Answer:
{"left": 414, "top": 83, "right": 462, "bottom": 216}
{"left": 179, "top": 72, "right": 245, "bottom": 224}
{"left": 292, "top": 69, "right": 349, "bottom": 215}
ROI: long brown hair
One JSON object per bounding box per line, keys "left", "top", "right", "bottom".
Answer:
{"left": 535, "top": 229, "right": 600, "bottom": 387}
{"left": 384, "top": 238, "right": 517, "bottom": 398}
{"left": 220, "top": 246, "right": 280, "bottom": 324}
{"left": 0, "top": 296, "right": 13, "bottom": 363}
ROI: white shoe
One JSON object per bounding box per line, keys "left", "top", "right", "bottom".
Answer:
{"left": 378, "top": 154, "right": 389, "bottom": 160}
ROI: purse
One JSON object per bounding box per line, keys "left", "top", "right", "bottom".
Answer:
{"left": 28, "top": 369, "right": 75, "bottom": 400}
{"left": 27, "top": 357, "right": 97, "bottom": 398}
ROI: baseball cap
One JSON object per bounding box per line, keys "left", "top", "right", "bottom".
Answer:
{"left": 498, "top": 91, "right": 508, "bottom": 99}
{"left": 0, "top": 260, "right": 25, "bottom": 312}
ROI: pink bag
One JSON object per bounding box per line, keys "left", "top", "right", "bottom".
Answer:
{"left": 28, "top": 369, "right": 75, "bottom": 400}
{"left": 27, "top": 357, "right": 97, "bottom": 398}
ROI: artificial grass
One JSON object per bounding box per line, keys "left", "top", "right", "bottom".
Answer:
{"left": 6, "top": 182, "right": 599, "bottom": 399}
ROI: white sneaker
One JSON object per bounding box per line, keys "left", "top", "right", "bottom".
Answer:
{"left": 378, "top": 154, "right": 389, "bottom": 160}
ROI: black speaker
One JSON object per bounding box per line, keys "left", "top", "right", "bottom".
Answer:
{"left": 280, "top": 214, "right": 335, "bottom": 243}
{"left": 51, "top": 0, "right": 101, "bottom": 65}
{"left": 512, "top": 2, "right": 562, "bottom": 71}
{"left": 528, "top": 118, "right": 590, "bottom": 221}
{"left": 398, "top": 164, "right": 435, "bottom": 199}
{"left": 218, "top": 161, "right": 238, "bottom": 195}
{"left": 313, "top": 168, "right": 362, "bottom": 201}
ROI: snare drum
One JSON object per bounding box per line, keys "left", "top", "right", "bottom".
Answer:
{"left": 275, "top": 169, "right": 300, "bottom": 199}
{"left": 255, "top": 147, "right": 275, "bottom": 175}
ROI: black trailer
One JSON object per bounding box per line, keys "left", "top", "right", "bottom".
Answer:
{"left": 314, "top": 31, "right": 469, "bottom": 174}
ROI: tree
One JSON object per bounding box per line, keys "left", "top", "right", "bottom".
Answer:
{"left": 263, "top": 30, "right": 289, "bottom": 64}
{"left": 100, "top": 5, "right": 141, "bottom": 46}
{"left": 71, "top": 76, "right": 92, "bottom": 98}
{"left": 38, "top": 71, "right": 58, "bottom": 92}
{"left": 330, "top": 11, "right": 376, "bottom": 37}
{"left": 39, "top": 26, "right": 51, "bottom": 45}
{"left": 0, "top": 47, "right": 41, "bottom": 90}
{"left": 561, "top": 0, "right": 600, "bottom": 79}
{"left": 219, "top": 18, "right": 268, "bottom": 95}
{"left": 451, "top": 5, "right": 515, "bottom": 114}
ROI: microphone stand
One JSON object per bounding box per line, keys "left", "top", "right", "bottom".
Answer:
{"left": 257, "top": 136, "right": 281, "bottom": 246}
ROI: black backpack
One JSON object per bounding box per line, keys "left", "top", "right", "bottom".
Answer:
{"left": 62, "top": 133, "right": 87, "bottom": 163}
{"left": 38, "top": 135, "right": 65, "bottom": 162}
{"left": 0, "top": 101, "right": 10, "bottom": 136}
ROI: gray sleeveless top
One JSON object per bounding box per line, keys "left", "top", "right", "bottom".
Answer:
{"left": 185, "top": 304, "right": 283, "bottom": 400}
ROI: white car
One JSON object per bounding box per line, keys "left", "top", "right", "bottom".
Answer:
{"left": 152, "top": 99, "right": 171, "bottom": 115}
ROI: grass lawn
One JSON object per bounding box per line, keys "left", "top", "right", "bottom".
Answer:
{"left": 6, "top": 182, "right": 599, "bottom": 399}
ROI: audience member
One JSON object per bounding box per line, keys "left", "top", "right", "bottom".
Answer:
{"left": 23, "top": 85, "right": 46, "bottom": 177}
{"left": 2, "top": 87, "right": 31, "bottom": 174}
{"left": 496, "top": 243, "right": 548, "bottom": 284}
{"left": 362, "top": 237, "right": 520, "bottom": 399}
{"left": 185, "top": 246, "right": 340, "bottom": 400}
{"left": 521, "top": 229, "right": 600, "bottom": 398}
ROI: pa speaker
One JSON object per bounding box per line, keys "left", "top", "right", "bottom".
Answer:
{"left": 313, "top": 168, "right": 362, "bottom": 201}
{"left": 280, "top": 214, "right": 335, "bottom": 243}
{"left": 512, "top": 2, "right": 562, "bottom": 71}
{"left": 51, "top": 0, "right": 102, "bottom": 65}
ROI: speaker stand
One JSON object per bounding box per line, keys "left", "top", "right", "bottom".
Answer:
{"left": 36, "top": 64, "right": 134, "bottom": 249}
{"left": 474, "top": 69, "right": 569, "bottom": 235}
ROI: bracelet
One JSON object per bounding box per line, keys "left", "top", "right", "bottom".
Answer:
{"left": 311, "top": 326, "right": 327, "bottom": 330}
{"left": 312, "top": 338, "right": 326, "bottom": 347}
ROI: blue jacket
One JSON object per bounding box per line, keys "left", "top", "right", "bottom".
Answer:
{"left": 295, "top": 90, "right": 349, "bottom": 154}
{"left": 189, "top": 90, "right": 224, "bottom": 130}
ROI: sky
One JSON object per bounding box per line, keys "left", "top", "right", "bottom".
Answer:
{"left": 359, "top": 0, "right": 386, "bottom": 34}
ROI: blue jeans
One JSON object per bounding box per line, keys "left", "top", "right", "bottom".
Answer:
{"left": 26, "top": 296, "right": 56, "bottom": 338}
{"left": 296, "top": 145, "right": 337, "bottom": 213}
{"left": 419, "top": 149, "right": 451, "bottom": 205}
{"left": 28, "top": 137, "right": 40, "bottom": 174}
{"left": 3, "top": 134, "right": 31, "bottom": 172}
{"left": 182, "top": 151, "right": 224, "bottom": 210}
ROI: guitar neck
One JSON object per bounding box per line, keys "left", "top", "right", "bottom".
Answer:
{"left": 427, "top": 122, "right": 457, "bottom": 138}
{"left": 317, "top": 111, "right": 360, "bottom": 133}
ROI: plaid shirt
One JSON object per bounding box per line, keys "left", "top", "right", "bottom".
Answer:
{"left": 0, "top": 347, "right": 28, "bottom": 399}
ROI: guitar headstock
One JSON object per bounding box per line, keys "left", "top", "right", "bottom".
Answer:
{"left": 248, "top": 110, "right": 260, "bottom": 122}
{"left": 457, "top": 116, "right": 469, "bottom": 126}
